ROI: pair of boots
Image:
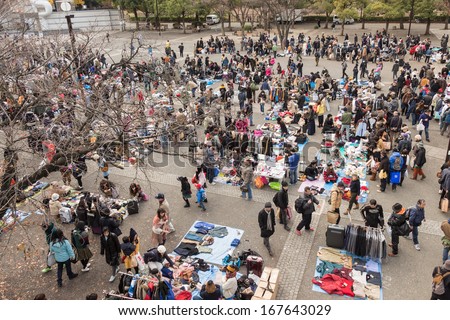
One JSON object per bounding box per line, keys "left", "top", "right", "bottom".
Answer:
{"left": 183, "top": 199, "right": 190, "bottom": 208}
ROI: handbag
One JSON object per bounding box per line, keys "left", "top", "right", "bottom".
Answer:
{"left": 398, "top": 222, "right": 412, "bottom": 236}
{"left": 416, "top": 120, "right": 425, "bottom": 131}
{"left": 47, "top": 252, "right": 56, "bottom": 266}
{"left": 240, "top": 185, "right": 248, "bottom": 192}
{"left": 327, "top": 210, "right": 339, "bottom": 224}
{"left": 441, "top": 197, "right": 449, "bottom": 213}
{"left": 71, "top": 244, "right": 79, "bottom": 264}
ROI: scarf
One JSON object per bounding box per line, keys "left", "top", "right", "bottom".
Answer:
{"left": 266, "top": 210, "right": 273, "bottom": 231}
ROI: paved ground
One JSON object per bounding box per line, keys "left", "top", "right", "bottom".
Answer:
{"left": 0, "top": 22, "right": 449, "bottom": 300}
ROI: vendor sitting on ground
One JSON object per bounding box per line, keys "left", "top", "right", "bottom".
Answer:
{"left": 143, "top": 245, "right": 176, "bottom": 272}
{"left": 222, "top": 265, "right": 238, "bottom": 300}
{"left": 305, "top": 160, "right": 320, "bottom": 181}
{"left": 323, "top": 162, "right": 338, "bottom": 183}
{"left": 129, "top": 183, "right": 145, "bottom": 201}
{"left": 100, "top": 179, "right": 118, "bottom": 198}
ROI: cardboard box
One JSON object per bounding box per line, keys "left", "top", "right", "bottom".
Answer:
{"left": 253, "top": 280, "right": 269, "bottom": 298}
{"left": 260, "top": 267, "right": 272, "bottom": 282}
{"left": 269, "top": 268, "right": 280, "bottom": 284}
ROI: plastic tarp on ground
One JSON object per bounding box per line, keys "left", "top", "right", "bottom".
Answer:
{"left": 312, "top": 247, "right": 383, "bottom": 300}
{"left": 171, "top": 220, "right": 244, "bottom": 266}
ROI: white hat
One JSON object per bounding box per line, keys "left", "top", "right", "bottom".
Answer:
{"left": 92, "top": 154, "right": 100, "bottom": 160}
{"left": 157, "top": 245, "right": 166, "bottom": 254}
{"left": 414, "top": 134, "right": 422, "bottom": 141}
{"left": 51, "top": 193, "right": 60, "bottom": 201}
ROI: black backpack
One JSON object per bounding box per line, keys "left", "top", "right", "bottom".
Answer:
{"left": 272, "top": 192, "right": 280, "bottom": 207}
{"left": 295, "top": 197, "right": 306, "bottom": 214}
{"left": 127, "top": 200, "right": 139, "bottom": 215}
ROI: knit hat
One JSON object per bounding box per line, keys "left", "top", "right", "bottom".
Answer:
{"left": 414, "top": 135, "right": 422, "bottom": 141}
{"left": 392, "top": 203, "right": 403, "bottom": 213}
{"left": 157, "top": 245, "right": 166, "bottom": 254}
{"left": 444, "top": 260, "right": 450, "bottom": 270}
{"left": 265, "top": 202, "right": 272, "bottom": 208}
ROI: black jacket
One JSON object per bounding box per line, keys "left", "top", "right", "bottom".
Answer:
{"left": 143, "top": 248, "right": 174, "bottom": 267}
{"left": 200, "top": 285, "right": 222, "bottom": 300}
{"left": 305, "top": 165, "right": 319, "bottom": 178}
{"left": 100, "top": 216, "right": 122, "bottom": 236}
{"left": 301, "top": 194, "right": 319, "bottom": 215}
{"left": 275, "top": 189, "right": 289, "bottom": 209}
{"left": 100, "top": 233, "right": 121, "bottom": 265}
{"left": 414, "top": 146, "right": 427, "bottom": 167}
{"left": 258, "top": 208, "right": 276, "bottom": 238}
{"left": 350, "top": 179, "right": 361, "bottom": 195}
{"left": 360, "top": 204, "right": 384, "bottom": 228}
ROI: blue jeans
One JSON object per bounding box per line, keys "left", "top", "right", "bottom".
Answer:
{"left": 260, "top": 103, "right": 265, "bottom": 113}
{"left": 248, "top": 115, "right": 253, "bottom": 126}
{"left": 57, "top": 259, "right": 75, "bottom": 286}
{"left": 411, "top": 113, "right": 417, "bottom": 125}
{"left": 419, "top": 127, "right": 429, "bottom": 140}
{"left": 289, "top": 168, "right": 298, "bottom": 184}
{"left": 412, "top": 225, "right": 419, "bottom": 245}
{"left": 241, "top": 183, "right": 253, "bottom": 199}
{"left": 443, "top": 247, "right": 450, "bottom": 263}
{"left": 198, "top": 200, "right": 206, "bottom": 210}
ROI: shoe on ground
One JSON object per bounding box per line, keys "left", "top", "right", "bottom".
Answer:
{"left": 268, "top": 249, "right": 274, "bottom": 257}
{"left": 414, "top": 244, "right": 420, "bottom": 251}
{"left": 388, "top": 243, "right": 393, "bottom": 248}
{"left": 388, "top": 253, "right": 398, "bottom": 257}
{"left": 284, "top": 225, "right": 291, "bottom": 232}
{"left": 109, "top": 275, "right": 116, "bottom": 282}
{"left": 211, "top": 182, "right": 216, "bottom": 185}
{"left": 69, "top": 273, "right": 78, "bottom": 280}
{"left": 307, "top": 227, "right": 315, "bottom": 231}
{"left": 87, "top": 263, "right": 91, "bottom": 268}
{"left": 184, "top": 204, "right": 190, "bottom": 208}
{"left": 295, "top": 229, "right": 302, "bottom": 236}
{"left": 377, "top": 189, "right": 383, "bottom": 193}
{"left": 420, "top": 175, "right": 426, "bottom": 180}
{"left": 81, "top": 267, "right": 90, "bottom": 272}
{"left": 42, "top": 267, "right": 52, "bottom": 273}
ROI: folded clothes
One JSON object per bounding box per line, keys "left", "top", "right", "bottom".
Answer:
{"left": 364, "top": 283, "right": 381, "bottom": 300}
{"left": 317, "top": 247, "right": 352, "bottom": 269}
{"left": 209, "top": 226, "right": 228, "bottom": 238}
{"left": 366, "top": 260, "right": 379, "bottom": 272}
{"left": 174, "top": 243, "right": 199, "bottom": 257}
{"left": 350, "top": 270, "right": 367, "bottom": 285}
{"left": 316, "top": 260, "right": 343, "bottom": 278}
{"left": 194, "top": 221, "right": 215, "bottom": 230}
{"left": 196, "top": 228, "right": 209, "bottom": 235}
{"left": 196, "top": 245, "right": 213, "bottom": 254}
{"left": 230, "top": 238, "right": 240, "bottom": 247}
{"left": 366, "top": 271, "right": 382, "bottom": 286}
{"left": 184, "top": 231, "right": 204, "bottom": 242}
{"left": 353, "top": 281, "right": 366, "bottom": 299}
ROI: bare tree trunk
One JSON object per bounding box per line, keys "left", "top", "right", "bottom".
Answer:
{"left": 445, "top": 15, "right": 449, "bottom": 30}
{"left": 425, "top": 17, "right": 431, "bottom": 35}
{"left": 182, "top": 13, "right": 186, "bottom": 34}
{"left": 340, "top": 22, "right": 344, "bottom": 36}
{"left": 325, "top": 13, "right": 329, "bottom": 29}
{"left": 221, "top": 18, "right": 225, "bottom": 36}
{"left": 133, "top": 8, "right": 139, "bottom": 30}
{"left": 144, "top": 8, "right": 150, "bottom": 29}
{"left": 362, "top": 17, "right": 366, "bottom": 29}
{"left": 385, "top": 20, "right": 389, "bottom": 33}
{"left": 228, "top": 13, "right": 231, "bottom": 29}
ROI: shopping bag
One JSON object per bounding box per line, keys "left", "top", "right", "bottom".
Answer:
{"left": 135, "top": 252, "right": 148, "bottom": 274}
{"left": 286, "top": 206, "right": 293, "bottom": 220}
{"left": 441, "top": 198, "right": 449, "bottom": 213}
{"left": 390, "top": 171, "right": 401, "bottom": 184}
{"left": 327, "top": 211, "right": 339, "bottom": 224}
{"left": 416, "top": 120, "right": 425, "bottom": 132}
{"left": 47, "top": 252, "right": 56, "bottom": 267}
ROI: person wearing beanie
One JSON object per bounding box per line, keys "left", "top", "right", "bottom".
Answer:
{"left": 411, "top": 136, "right": 427, "bottom": 180}
{"left": 258, "top": 202, "right": 276, "bottom": 256}
{"left": 273, "top": 181, "right": 291, "bottom": 231}
{"left": 441, "top": 219, "right": 450, "bottom": 263}
{"left": 387, "top": 203, "right": 409, "bottom": 257}
{"left": 71, "top": 221, "right": 93, "bottom": 272}
{"left": 430, "top": 260, "right": 450, "bottom": 300}
{"left": 143, "top": 245, "right": 176, "bottom": 272}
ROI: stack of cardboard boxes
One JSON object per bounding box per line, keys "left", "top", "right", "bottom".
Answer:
{"left": 251, "top": 267, "right": 280, "bottom": 300}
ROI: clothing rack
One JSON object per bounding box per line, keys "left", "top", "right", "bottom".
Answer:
{"left": 344, "top": 224, "right": 386, "bottom": 261}
{"left": 118, "top": 271, "right": 159, "bottom": 283}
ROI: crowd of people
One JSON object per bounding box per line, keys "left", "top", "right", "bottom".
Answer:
{"left": 2, "top": 25, "right": 450, "bottom": 299}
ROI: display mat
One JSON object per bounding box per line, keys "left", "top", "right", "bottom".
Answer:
{"left": 312, "top": 247, "right": 383, "bottom": 300}
{"left": 171, "top": 220, "right": 244, "bottom": 266}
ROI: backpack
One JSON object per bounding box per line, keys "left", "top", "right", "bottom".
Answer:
{"left": 412, "top": 77, "right": 419, "bottom": 87}
{"left": 295, "top": 197, "right": 306, "bottom": 214}
{"left": 272, "top": 192, "right": 280, "bottom": 207}
{"left": 432, "top": 267, "right": 450, "bottom": 295}
{"left": 393, "top": 156, "right": 402, "bottom": 171}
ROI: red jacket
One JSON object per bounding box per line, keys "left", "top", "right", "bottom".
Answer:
{"left": 312, "top": 274, "right": 355, "bottom": 297}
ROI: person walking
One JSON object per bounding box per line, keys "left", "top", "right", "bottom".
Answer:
{"left": 377, "top": 151, "right": 390, "bottom": 193}
{"left": 346, "top": 174, "right": 360, "bottom": 213}
{"left": 195, "top": 184, "right": 207, "bottom": 212}
{"left": 340, "top": 107, "right": 352, "bottom": 141}
{"left": 441, "top": 219, "right": 450, "bottom": 263}
{"left": 155, "top": 193, "right": 175, "bottom": 232}
{"left": 411, "top": 135, "right": 427, "bottom": 180}
{"left": 329, "top": 182, "right": 345, "bottom": 224}
{"left": 389, "top": 148, "right": 403, "bottom": 192}
{"left": 430, "top": 260, "right": 450, "bottom": 300}
{"left": 177, "top": 176, "right": 192, "bottom": 208}
{"left": 41, "top": 220, "right": 57, "bottom": 273}
{"left": 418, "top": 109, "right": 432, "bottom": 142}
{"left": 387, "top": 203, "right": 409, "bottom": 257}
{"left": 341, "top": 61, "right": 348, "bottom": 78}
{"left": 92, "top": 154, "right": 109, "bottom": 180}
{"left": 360, "top": 199, "right": 384, "bottom": 228}
{"left": 71, "top": 221, "right": 93, "bottom": 272}
{"left": 258, "top": 202, "right": 276, "bottom": 256}
{"left": 408, "top": 199, "right": 426, "bottom": 251}
{"left": 178, "top": 43, "right": 184, "bottom": 57}
{"left": 100, "top": 227, "right": 121, "bottom": 282}
{"left": 49, "top": 229, "right": 78, "bottom": 287}
{"left": 295, "top": 187, "right": 319, "bottom": 236}
{"left": 273, "top": 181, "right": 291, "bottom": 231}
{"left": 240, "top": 157, "right": 254, "bottom": 200}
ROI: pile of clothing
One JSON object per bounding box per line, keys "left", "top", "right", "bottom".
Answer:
{"left": 312, "top": 247, "right": 382, "bottom": 300}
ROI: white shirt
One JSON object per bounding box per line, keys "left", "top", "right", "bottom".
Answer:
{"left": 222, "top": 277, "right": 238, "bottom": 299}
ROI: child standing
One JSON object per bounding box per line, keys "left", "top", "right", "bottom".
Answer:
{"left": 195, "top": 184, "right": 207, "bottom": 212}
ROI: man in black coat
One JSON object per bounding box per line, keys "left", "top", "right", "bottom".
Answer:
{"left": 258, "top": 202, "right": 276, "bottom": 256}
{"left": 274, "top": 181, "right": 290, "bottom": 231}
{"left": 100, "top": 227, "right": 121, "bottom": 282}
{"left": 295, "top": 187, "right": 319, "bottom": 236}
{"left": 360, "top": 199, "right": 384, "bottom": 228}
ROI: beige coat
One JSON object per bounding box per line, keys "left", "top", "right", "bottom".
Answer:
{"left": 329, "top": 184, "right": 343, "bottom": 211}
